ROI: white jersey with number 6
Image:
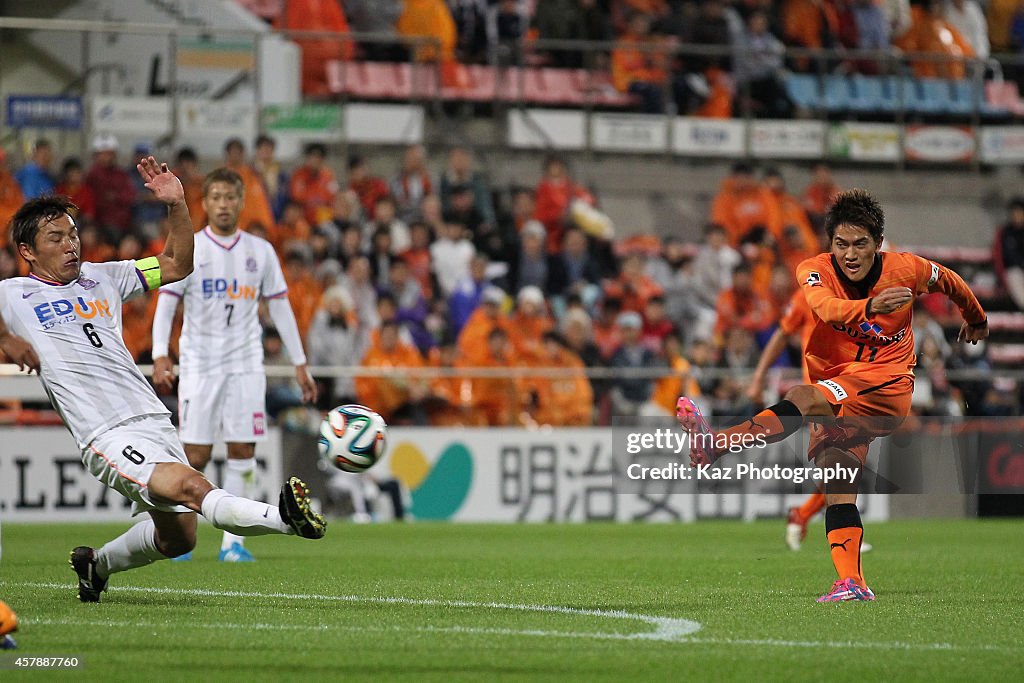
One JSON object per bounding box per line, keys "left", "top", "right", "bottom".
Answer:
{"left": 0, "top": 261, "right": 169, "bottom": 449}
{"left": 159, "top": 228, "right": 288, "bottom": 377}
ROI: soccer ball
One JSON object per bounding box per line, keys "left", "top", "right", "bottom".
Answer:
{"left": 318, "top": 404, "right": 388, "bottom": 473}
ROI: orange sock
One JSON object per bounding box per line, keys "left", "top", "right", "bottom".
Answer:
{"left": 825, "top": 503, "right": 865, "bottom": 586}
{"left": 718, "top": 400, "right": 804, "bottom": 451}
{"left": 796, "top": 492, "right": 826, "bottom": 523}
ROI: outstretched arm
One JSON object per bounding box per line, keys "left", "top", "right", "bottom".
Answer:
{"left": 916, "top": 256, "right": 988, "bottom": 344}
{"left": 137, "top": 156, "right": 194, "bottom": 286}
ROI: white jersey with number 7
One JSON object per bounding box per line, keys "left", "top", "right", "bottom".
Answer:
{"left": 159, "top": 227, "right": 288, "bottom": 377}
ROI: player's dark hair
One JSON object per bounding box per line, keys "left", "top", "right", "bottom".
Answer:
{"left": 824, "top": 189, "right": 884, "bottom": 244}
{"left": 202, "top": 167, "right": 245, "bottom": 198}
{"left": 255, "top": 134, "right": 275, "bottom": 148}
{"left": 10, "top": 195, "right": 78, "bottom": 250}
{"left": 224, "top": 137, "right": 244, "bottom": 153}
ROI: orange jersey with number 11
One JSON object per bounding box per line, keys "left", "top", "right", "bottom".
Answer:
{"left": 796, "top": 251, "right": 985, "bottom": 382}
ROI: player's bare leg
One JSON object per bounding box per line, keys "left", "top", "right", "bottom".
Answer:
{"left": 815, "top": 447, "right": 874, "bottom": 603}
{"left": 184, "top": 443, "right": 213, "bottom": 472}
{"left": 174, "top": 443, "right": 214, "bottom": 561}
{"left": 71, "top": 463, "right": 324, "bottom": 602}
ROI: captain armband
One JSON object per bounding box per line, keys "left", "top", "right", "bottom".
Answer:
{"left": 135, "top": 256, "right": 162, "bottom": 291}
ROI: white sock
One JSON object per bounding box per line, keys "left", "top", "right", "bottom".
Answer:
{"left": 200, "top": 488, "right": 291, "bottom": 536}
{"left": 221, "top": 459, "right": 258, "bottom": 549}
{"left": 96, "top": 519, "right": 165, "bottom": 578}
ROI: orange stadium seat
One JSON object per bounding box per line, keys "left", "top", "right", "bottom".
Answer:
{"left": 326, "top": 60, "right": 638, "bottom": 108}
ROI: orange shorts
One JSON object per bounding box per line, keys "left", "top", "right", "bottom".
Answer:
{"left": 808, "top": 372, "right": 913, "bottom": 464}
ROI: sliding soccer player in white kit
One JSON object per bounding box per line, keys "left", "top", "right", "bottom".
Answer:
{"left": 151, "top": 167, "right": 316, "bottom": 562}
{"left": 0, "top": 157, "right": 325, "bottom": 603}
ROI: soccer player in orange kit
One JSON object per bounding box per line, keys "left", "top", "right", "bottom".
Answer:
{"left": 746, "top": 287, "right": 875, "bottom": 554}
{"left": 677, "top": 189, "right": 989, "bottom": 602}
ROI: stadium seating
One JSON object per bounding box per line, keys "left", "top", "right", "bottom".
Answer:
{"left": 983, "top": 81, "right": 1024, "bottom": 117}
{"left": 784, "top": 74, "right": 819, "bottom": 111}
{"left": 325, "top": 61, "right": 636, "bottom": 108}
{"left": 849, "top": 74, "right": 896, "bottom": 115}
{"left": 823, "top": 74, "right": 852, "bottom": 113}
{"left": 916, "top": 78, "right": 954, "bottom": 116}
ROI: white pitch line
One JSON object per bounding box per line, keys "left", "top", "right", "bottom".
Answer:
{"left": 8, "top": 582, "right": 1022, "bottom": 653}
{"left": 13, "top": 581, "right": 700, "bottom": 642}
{"left": 20, "top": 617, "right": 1021, "bottom": 654}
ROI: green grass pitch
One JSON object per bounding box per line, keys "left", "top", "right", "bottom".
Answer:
{"left": 1, "top": 520, "right": 1022, "bottom": 682}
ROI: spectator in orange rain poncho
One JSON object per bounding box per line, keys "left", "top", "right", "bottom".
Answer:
{"left": 0, "top": 150, "right": 25, "bottom": 251}
{"left": 763, "top": 167, "right": 820, "bottom": 274}
{"left": 457, "top": 286, "right": 511, "bottom": 360}
{"left": 220, "top": 138, "right": 275, "bottom": 233}
{"left": 289, "top": 143, "right": 339, "bottom": 226}
{"left": 531, "top": 332, "right": 593, "bottom": 426}
{"left": 895, "top": 1, "right": 975, "bottom": 79}
{"left": 710, "top": 162, "right": 782, "bottom": 247}
{"left": 509, "top": 285, "right": 555, "bottom": 367}
{"left": 276, "top": 0, "right": 354, "bottom": 95}
{"left": 460, "top": 326, "right": 522, "bottom": 426}
{"left": 355, "top": 320, "right": 427, "bottom": 423}
{"left": 713, "top": 262, "right": 776, "bottom": 344}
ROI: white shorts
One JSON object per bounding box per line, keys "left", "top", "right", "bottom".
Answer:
{"left": 83, "top": 414, "right": 193, "bottom": 516}
{"left": 178, "top": 372, "right": 268, "bottom": 445}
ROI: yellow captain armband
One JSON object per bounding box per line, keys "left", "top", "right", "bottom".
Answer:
{"left": 135, "top": 256, "right": 162, "bottom": 291}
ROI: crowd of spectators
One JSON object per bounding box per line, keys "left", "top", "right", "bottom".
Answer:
{"left": 236, "top": 0, "right": 1003, "bottom": 115}
{"left": 2, "top": 132, "right": 1005, "bottom": 426}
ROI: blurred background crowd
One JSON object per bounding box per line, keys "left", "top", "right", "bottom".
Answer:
{"left": 2, "top": 130, "right": 1015, "bottom": 428}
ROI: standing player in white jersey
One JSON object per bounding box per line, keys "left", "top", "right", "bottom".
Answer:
{"left": 151, "top": 168, "right": 316, "bottom": 562}
{"left": 0, "top": 157, "right": 325, "bottom": 603}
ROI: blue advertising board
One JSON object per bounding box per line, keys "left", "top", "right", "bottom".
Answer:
{"left": 5, "top": 95, "right": 84, "bottom": 129}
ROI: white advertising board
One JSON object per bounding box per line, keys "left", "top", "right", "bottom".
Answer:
{"left": 507, "top": 109, "right": 586, "bottom": 150}
{"left": 750, "top": 120, "right": 825, "bottom": 158}
{"left": 828, "top": 123, "right": 901, "bottom": 162}
{"left": 672, "top": 117, "right": 746, "bottom": 157}
{"left": 376, "top": 428, "right": 889, "bottom": 523}
{"left": 980, "top": 127, "right": 1024, "bottom": 164}
{"left": 91, "top": 96, "right": 171, "bottom": 138}
{"left": 343, "top": 104, "right": 424, "bottom": 144}
{"left": 590, "top": 114, "right": 668, "bottom": 153}
{"left": 0, "top": 428, "right": 282, "bottom": 522}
